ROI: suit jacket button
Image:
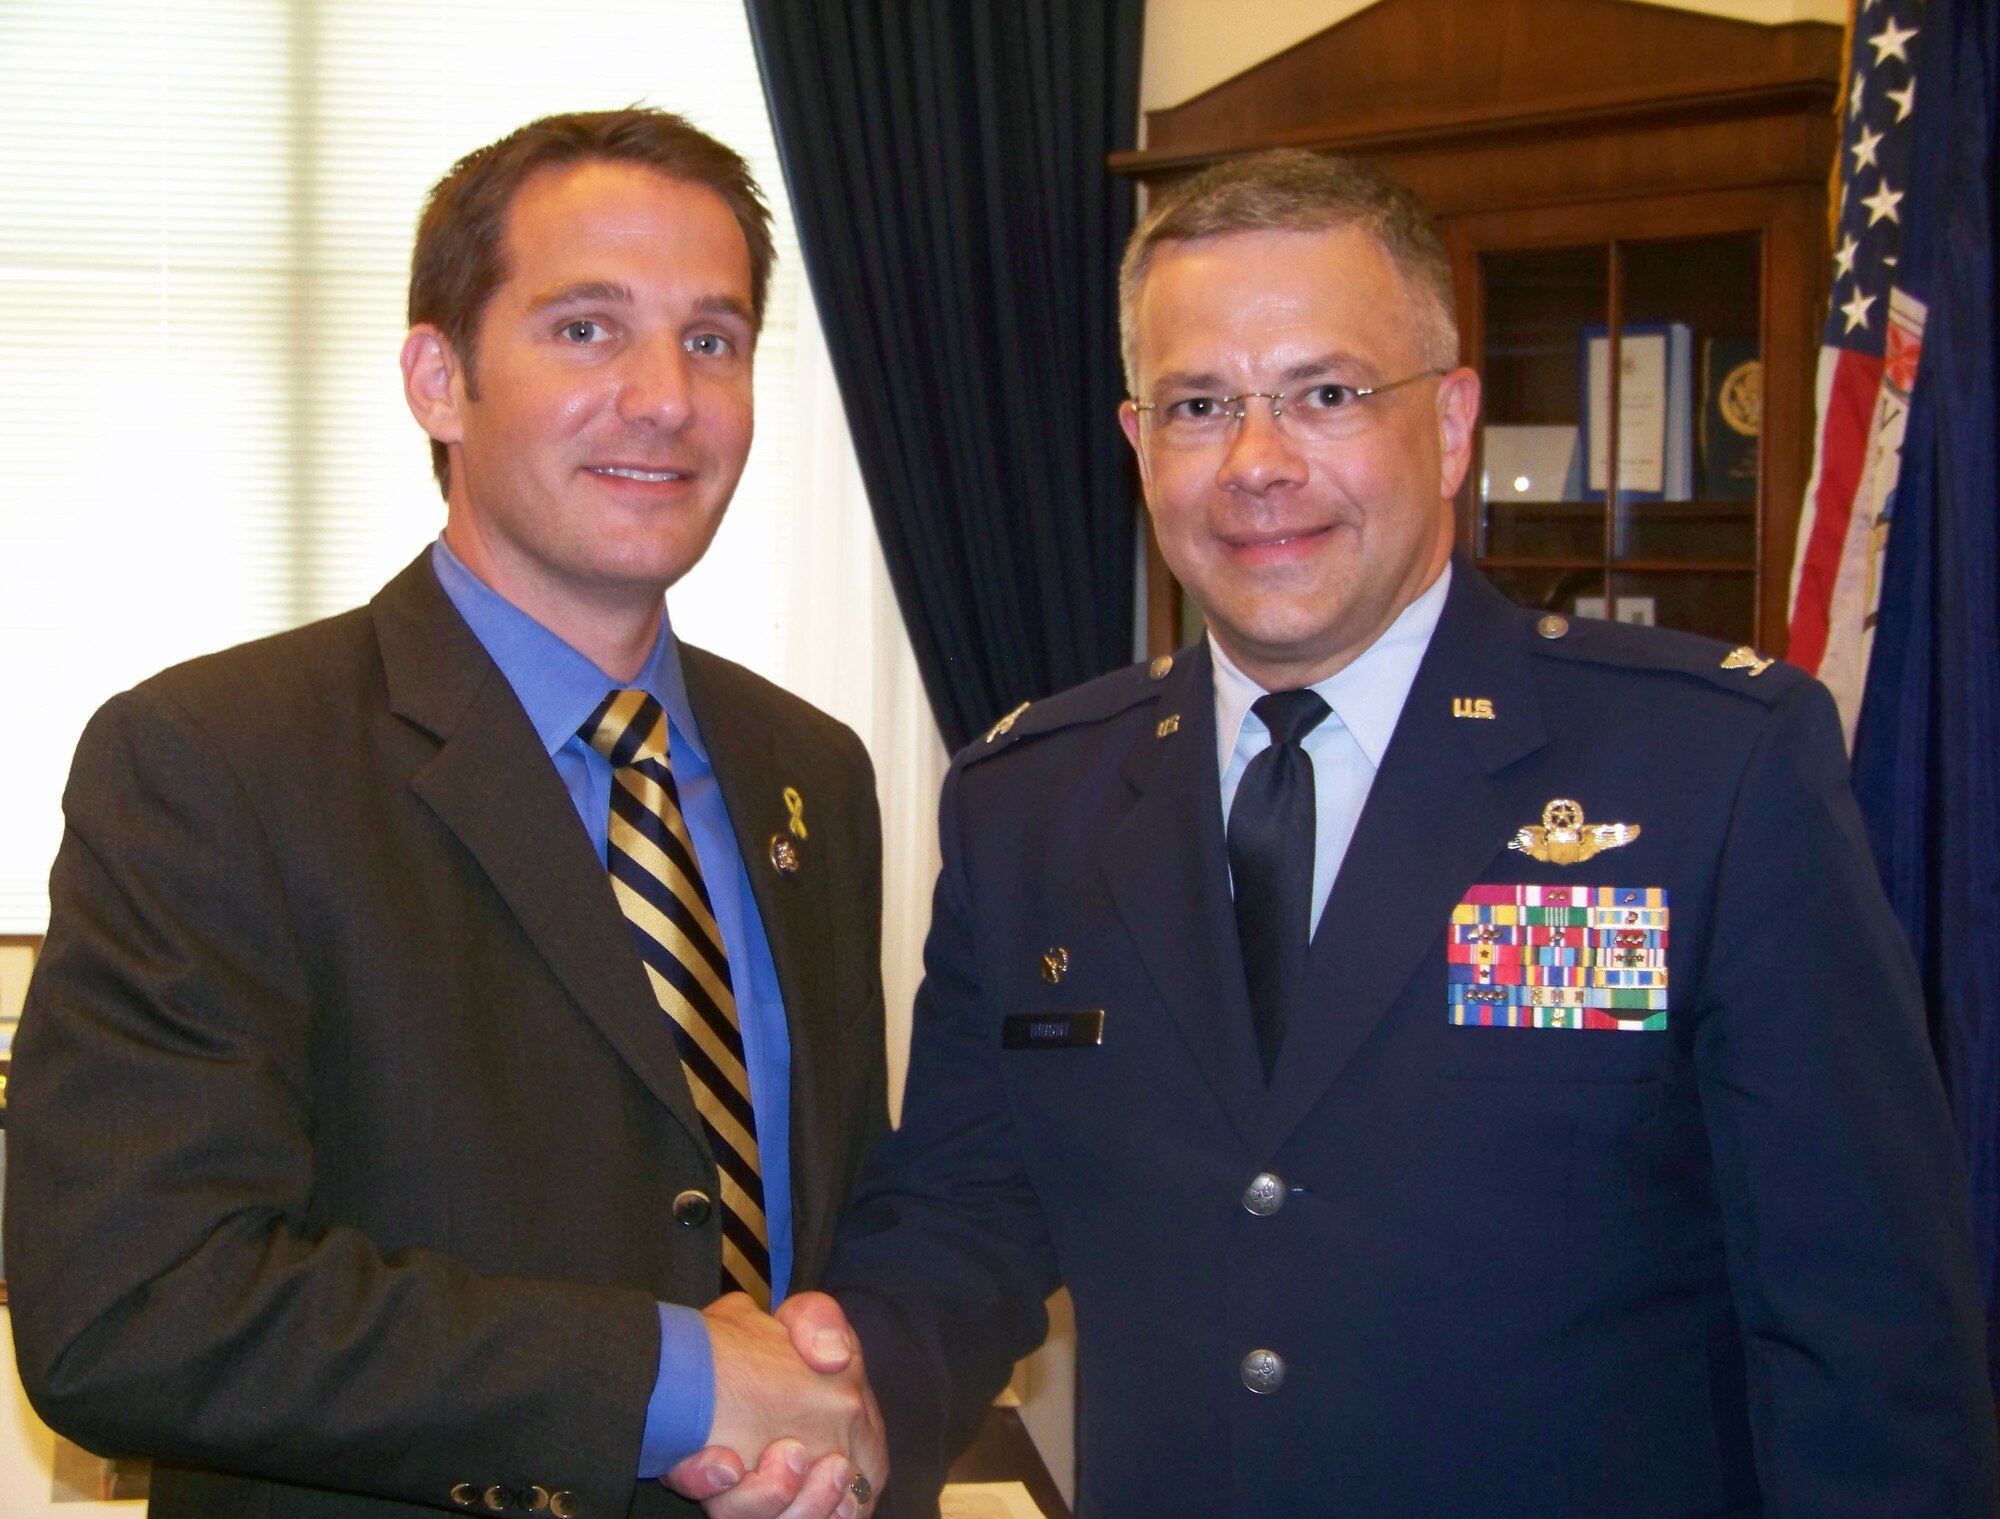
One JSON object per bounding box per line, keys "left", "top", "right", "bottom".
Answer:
{"left": 520, "top": 1487, "right": 551, "bottom": 1514}
{"left": 450, "top": 1484, "right": 479, "bottom": 1509}
{"left": 1241, "top": 1348, "right": 1286, "bottom": 1394}
{"left": 1242, "top": 1172, "right": 1288, "bottom": 1216}
{"left": 483, "top": 1486, "right": 514, "bottom": 1511}
{"left": 672, "top": 1189, "right": 713, "bottom": 1227}
{"left": 549, "top": 1492, "right": 583, "bottom": 1518}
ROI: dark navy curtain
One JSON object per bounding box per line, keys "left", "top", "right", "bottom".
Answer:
{"left": 748, "top": 0, "right": 1145, "bottom": 750}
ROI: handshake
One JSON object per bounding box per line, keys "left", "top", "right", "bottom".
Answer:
{"left": 663, "top": 1291, "right": 888, "bottom": 1519}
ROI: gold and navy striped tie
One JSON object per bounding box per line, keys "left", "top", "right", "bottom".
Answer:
{"left": 582, "top": 689, "right": 770, "bottom": 1306}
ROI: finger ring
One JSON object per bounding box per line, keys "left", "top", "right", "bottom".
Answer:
{"left": 849, "top": 1472, "right": 873, "bottom": 1506}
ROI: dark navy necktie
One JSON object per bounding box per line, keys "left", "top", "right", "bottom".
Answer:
{"left": 1228, "top": 688, "right": 1332, "bottom": 1081}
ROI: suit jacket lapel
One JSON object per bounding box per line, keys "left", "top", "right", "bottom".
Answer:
{"left": 1099, "top": 644, "right": 1267, "bottom": 1145}
{"left": 1257, "top": 566, "right": 1549, "bottom": 1154}
{"left": 371, "top": 556, "right": 709, "bottom": 1151}
{"left": 680, "top": 648, "right": 845, "bottom": 1275}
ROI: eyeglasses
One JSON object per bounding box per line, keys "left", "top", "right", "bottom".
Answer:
{"left": 1130, "top": 369, "right": 1445, "bottom": 450}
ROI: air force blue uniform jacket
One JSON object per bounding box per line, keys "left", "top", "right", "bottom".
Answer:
{"left": 826, "top": 563, "right": 1993, "bottom": 1518}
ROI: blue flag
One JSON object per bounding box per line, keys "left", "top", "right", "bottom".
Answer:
{"left": 1848, "top": 0, "right": 2000, "bottom": 1387}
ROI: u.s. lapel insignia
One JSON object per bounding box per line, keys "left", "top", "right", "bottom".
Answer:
{"left": 1452, "top": 697, "right": 1496, "bottom": 720}
{"left": 768, "top": 834, "right": 801, "bottom": 877}
{"left": 1721, "top": 646, "right": 1774, "bottom": 676}
{"left": 1156, "top": 714, "right": 1181, "bottom": 738}
{"left": 782, "top": 785, "right": 808, "bottom": 840}
{"left": 985, "top": 701, "right": 1032, "bottom": 743}
{"left": 1040, "top": 947, "right": 1069, "bottom": 984}
{"left": 1508, "top": 798, "right": 1641, "bottom": 865}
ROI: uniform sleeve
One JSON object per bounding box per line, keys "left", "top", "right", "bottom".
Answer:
{"left": 822, "top": 765, "right": 1060, "bottom": 1518}
{"left": 3, "top": 686, "right": 664, "bottom": 1513}
{"left": 1693, "top": 677, "right": 1996, "bottom": 1514}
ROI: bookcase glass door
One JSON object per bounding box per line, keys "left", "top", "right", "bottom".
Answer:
{"left": 1475, "top": 232, "right": 1763, "bottom": 643}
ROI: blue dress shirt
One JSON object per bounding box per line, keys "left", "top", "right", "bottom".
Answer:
{"left": 431, "top": 538, "right": 794, "bottom": 1476}
{"left": 1213, "top": 561, "right": 1451, "bottom": 938}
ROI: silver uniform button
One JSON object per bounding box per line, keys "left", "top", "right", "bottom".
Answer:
{"left": 1242, "top": 1172, "right": 1288, "bottom": 1216}
{"left": 1241, "top": 1348, "right": 1286, "bottom": 1394}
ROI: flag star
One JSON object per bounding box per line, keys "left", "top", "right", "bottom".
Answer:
{"left": 1841, "top": 287, "right": 1876, "bottom": 334}
{"left": 1869, "top": 17, "right": 1917, "bottom": 67}
{"left": 1862, "top": 178, "right": 1904, "bottom": 226}
{"left": 1850, "top": 71, "right": 1867, "bottom": 115}
{"left": 1834, "top": 234, "right": 1860, "bottom": 279}
{"left": 1887, "top": 79, "right": 1916, "bottom": 120}
{"left": 1850, "top": 125, "right": 1885, "bottom": 172}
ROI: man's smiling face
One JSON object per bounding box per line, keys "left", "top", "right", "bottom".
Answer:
{"left": 1119, "top": 223, "right": 1478, "bottom": 689}
{"left": 425, "top": 157, "right": 757, "bottom": 633}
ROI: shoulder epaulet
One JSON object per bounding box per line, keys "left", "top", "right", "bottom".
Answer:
{"left": 960, "top": 653, "right": 1180, "bottom": 767}
{"left": 1523, "top": 610, "right": 1805, "bottom": 708}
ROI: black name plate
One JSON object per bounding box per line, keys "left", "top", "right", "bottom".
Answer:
{"left": 1002, "top": 1010, "right": 1105, "bottom": 1050}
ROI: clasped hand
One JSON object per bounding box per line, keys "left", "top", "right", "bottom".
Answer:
{"left": 664, "top": 1291, "right": 886, "bottom": 1518}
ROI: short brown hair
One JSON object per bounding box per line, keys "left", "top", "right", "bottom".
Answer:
{"left": 409, "top": 107, "right": 776, "bottom": 494}
{"left": 1118, "top": 150, "right": 1458, "bottom": 391}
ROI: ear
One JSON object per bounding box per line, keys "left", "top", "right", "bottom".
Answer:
{"left": 1434, "top": 366, "right": 1482, "bottom": 501}
{"left": 1118, "top": 399, "right": 1155, "bottom": 500}
{"left": 401, "top": 325, "right": 467, "bottom": 446}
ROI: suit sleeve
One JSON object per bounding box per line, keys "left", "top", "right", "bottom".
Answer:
{"left": 823, "top": 764, "right": 1060, "bottom": 1518}
{"left": 1694, "top": 677, "right": 1996, "bottom": 1514}
{"left": 3, "top": 686, "right": 664, "bottom": 1513}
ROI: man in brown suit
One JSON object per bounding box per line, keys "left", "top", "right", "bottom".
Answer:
{"left": 6, "top": 109, "right": 887, "bottom": 1519}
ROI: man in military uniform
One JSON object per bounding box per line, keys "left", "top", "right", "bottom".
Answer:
{"left": 734, "top": 150, "right": 1993, "bottom": 1517}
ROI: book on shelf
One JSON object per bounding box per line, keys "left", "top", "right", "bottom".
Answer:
{"left": 1700, "top": 338, "right": 1761, "bottom": 501}
{"left": 1580, "top": 323, "right": 1693, "bottom": 502}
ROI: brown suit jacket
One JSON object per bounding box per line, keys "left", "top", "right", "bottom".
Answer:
{"left": 4, "top": 554, "right": 888, "bottom": 1518}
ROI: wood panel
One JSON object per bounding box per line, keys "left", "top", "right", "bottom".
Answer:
{"left": 1118, "top": 0, "right": 1841, "bottom": 176}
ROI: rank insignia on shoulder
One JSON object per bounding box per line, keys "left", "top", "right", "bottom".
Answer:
{"left": 1508, "top": 798, "right": 1640, "bottom": 865}
{"left": 1721, "top": 646, "right": 1774, "bottom": 676}
{"left": 984, "top": 700, "right": 1032, "bottom": 743}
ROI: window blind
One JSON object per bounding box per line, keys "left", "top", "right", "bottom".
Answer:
{"left": 0, "top": 0, "right": 806, "bottom": 931}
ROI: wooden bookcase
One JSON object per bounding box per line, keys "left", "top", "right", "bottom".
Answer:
{"left": 1111, "top": 0, "right": 1842, "bottom": 658}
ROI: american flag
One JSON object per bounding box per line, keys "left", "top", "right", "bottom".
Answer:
{"left": 1785, "top": 0, "right": 1927, "bottom": 740}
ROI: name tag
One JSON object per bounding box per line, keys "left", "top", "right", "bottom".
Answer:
{"left": 1002, "top": 1010, "right": 1105, "bottom": 1049}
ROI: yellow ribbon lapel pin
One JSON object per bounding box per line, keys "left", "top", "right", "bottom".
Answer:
{"left": 769, "top": 786, "right": 808, "bottom": 876}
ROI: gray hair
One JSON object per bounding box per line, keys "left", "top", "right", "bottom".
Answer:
{"left": 1118, "top": 150, "right": 1459, "bottom": 392}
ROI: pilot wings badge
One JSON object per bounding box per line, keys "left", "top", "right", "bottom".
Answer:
{"left": 1508, "top": 798, "right": 1640, "bottom": 865}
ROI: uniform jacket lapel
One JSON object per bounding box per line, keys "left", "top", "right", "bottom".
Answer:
{"left": 1099, "top": 644, "right": 1268, "bottom": 1145}
{"left": 680, "top": 648, "right": 846, "bottom": 1276}
{"left": 1257, "top": 565, "right": 1549, "bottom": 1155}
{"left": 370, "top": 556, "right": 710, "bottom": 1152}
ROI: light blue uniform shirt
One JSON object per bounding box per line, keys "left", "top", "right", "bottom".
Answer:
{"left": 1214, "top": 561, "right": 1451, "bottom": 938}
{"left": 431, "top": 538, "right": 794, "bottom": 1476}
